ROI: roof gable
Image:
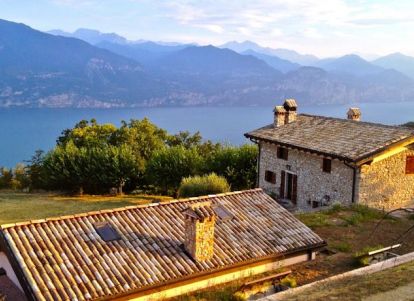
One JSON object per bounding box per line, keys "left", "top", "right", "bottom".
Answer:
{"left": 0, "top": 189, "right": 324, "bottom": 301}
{"left": 245, "top": 114, "right": 414, "bottom": 162}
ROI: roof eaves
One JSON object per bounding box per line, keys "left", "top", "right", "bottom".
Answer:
{"left": 354, "top": 135, "right": 414, "bottom": 166}
{"left": 245, "top": 132, "right": 354, "bottom": 163}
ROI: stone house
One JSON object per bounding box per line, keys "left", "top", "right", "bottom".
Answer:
{"left": 0, "top": 189, "right": 324, "bottom": 301}
{"left": 245, "top": 99, "right": 414, "bottom": 211}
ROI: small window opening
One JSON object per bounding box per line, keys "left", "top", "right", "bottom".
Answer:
{"left": 265, "top": 170, "right": 276, "bottom": 184}
{"left": 406, "top": 155, "right": 414, "bottom": 174}
{"left": 212, "top": 205, "right": 233, "bottom": 221}
{"left": 323, "top": 158, "right": 332, "bottom": 173}
{"left": 94, "top": 222, "right": 121, "bottom": 242}
{"left": 277, "top": 147, "right": 288, "bottom": 160}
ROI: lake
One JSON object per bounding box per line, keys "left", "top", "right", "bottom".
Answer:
{"left": 1, "top": 102, "right": 414, "bottom": 167}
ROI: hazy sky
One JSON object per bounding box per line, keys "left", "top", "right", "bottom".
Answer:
{"left": 1, "top": 0, "right": 414, "bottom": 58}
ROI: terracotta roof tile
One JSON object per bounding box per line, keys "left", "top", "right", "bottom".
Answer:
{"left": 245, "top": 114, "right": 414, "bottom": 162}
{"left": 1, "top": 189, "right": 324, "bottom": 301}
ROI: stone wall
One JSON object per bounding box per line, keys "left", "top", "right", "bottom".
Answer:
{"left": 259, "top": 142, "right": 354, "bottom": 211}
{"left": 358, "top": 147, "right": 414, "bottom": 209}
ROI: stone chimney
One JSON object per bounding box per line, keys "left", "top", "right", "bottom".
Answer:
{"left": 283, "top": 99, "right": 298, "bottom": 124}
{"left": 183, "top": 201, "right": 217, "bottom": 261}
{"left": 347, "top": 108, "right": 361, "bottom": 121}
{"left": 273, "top": 106, "right": 286, "bottom": 127}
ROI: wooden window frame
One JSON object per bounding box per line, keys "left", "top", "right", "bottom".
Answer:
{"left": 265, "top": 170, "right": 276, "bottom": 184}
{"left": 406, "top": 155, "right": 414, "bottom": 174}
{"left": 277, "top": 147, "right": 288, "bottom": 160}
{"left": 322, "top": 158, "right": 332, "bottom": 173}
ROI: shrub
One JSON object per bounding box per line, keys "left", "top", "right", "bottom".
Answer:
{"left": 178, "top": 173, "right": 230, "bottom": 198}
{"left": 280, "top": 276, "right": 297, "bottom": 288}
{"left": 354, "top": 245, "right": 384, "bottom": 267}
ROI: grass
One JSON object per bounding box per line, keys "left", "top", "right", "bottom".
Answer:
{"left": 281, "top": 260, "right": 414, "bottom": 301}
{"left": 330, "top": 241, "right": 352, "bottom": 253}
{"left": 0, "top": 191, "right": 172, "bottom": 225}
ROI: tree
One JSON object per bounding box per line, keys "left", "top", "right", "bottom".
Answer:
{"left": 146, "top": 146, "right": 202, "bottom": 195}
{"left": 57, "top": 119, "right": 117, "bottom": 147}
{"left": 112, "top": 118, "right": 169, "bottom": 161}
{"left": 0, "top": 167, "right": 13, "bottom": 189}
{"left": 205, "top": 144, "right": 258, "bottom": 190}
{"left": 26, "top": 150, "right": 47, "bottom": 190}
{"left": 178, "top": 173, "right": 230, "bottom": 198}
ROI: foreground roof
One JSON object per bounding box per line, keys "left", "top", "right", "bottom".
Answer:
{"left": 0, "top": 189, "right": 324, "bottom": 301}
{"left": 245, "top": 114, "right": 414, "bottom": 163}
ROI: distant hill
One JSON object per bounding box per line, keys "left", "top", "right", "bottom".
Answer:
{"left": 2, "top": 19, "right": 414, "bottom": 107}
{"left": 48, "top": 28, "right": 129, "bottom": 45}
{"left": 315, "top": 54, "right": 385, "bottom": 77}
{"left": 95, "top": 41, "right": 189, "bottom": 66}
{"left": 220, "top": 41, "right": 319, "bottom": 65}
{"left": 241, "top": 49, "right": 301, "bottom": 73}
{"left": 0, "top": 19, "right": 164, "bottom": 107}
{"left": 373, "top": 53, "right": 414, "bottom": 79}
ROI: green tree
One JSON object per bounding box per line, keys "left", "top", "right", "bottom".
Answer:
{"left": 0, "top": 167, "right": 13, "bottom": 189}
{"left": 26, "top": 150, "right": 47, "bottom": 190}
{"left": 57, "top": 119, "right": 117, "bottom": 147}
{"left": 178, "top": 173, "right": 230, "bottom": 198}
{"left": 112, "top": 118, "right": 169, "bottom": 161}
{"left": 205, "top": 144, "right": 258, "bottom": 190}
{"left": 146, "top": 146, "right": 202, "bottom": 195}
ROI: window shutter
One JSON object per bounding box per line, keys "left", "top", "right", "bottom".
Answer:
{"left": 280, "top": 171, "right": 286, "bottom": 198}
{"left": 292, "top": 174, "right": 298, "bottom": 204}
{"left": 406, "top": 155, "right": 414, "bottom": 174}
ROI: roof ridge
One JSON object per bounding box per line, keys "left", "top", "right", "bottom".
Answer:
{"left": 0, "top": 188, "right": 263, "bottom": 229}
{"left": 298, "top": 113, "right": 414, "bottom": 132}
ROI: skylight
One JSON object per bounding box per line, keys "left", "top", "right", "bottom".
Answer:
{"left": 212, "top": 205, "right": 233, "bottom": 221}
{"left": 93, "top": 222, "right": 121, "bottom": 242}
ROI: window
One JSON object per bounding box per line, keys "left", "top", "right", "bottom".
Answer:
{"left": 322, "top": 158, "right": 332, "bottom": 173}
{"left": 406, "top": 155, "right": 414, "bottom": 174}
{"left": 94, "top": 222, "right": 121, "bottom": 242}
{"left": 265, "top": 170, "right": 276, "bottom": 183}
{"left": 277, "top": 147, "right": 288, "bottom": 160}
{"left": 212, "top": 205, "right": 233, "bottom": 221}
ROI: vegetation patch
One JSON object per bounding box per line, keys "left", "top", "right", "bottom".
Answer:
{"left": 178, "top": 173, "right": 230, "bottom": 198}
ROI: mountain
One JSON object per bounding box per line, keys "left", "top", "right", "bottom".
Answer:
{"left": 48, "top": 28, "right": 128, "bottom": 45}
{"left": 220, "top": 41, "right": 319, "bottom": 65}
{"left": 241, "top": 49, "right": 300, "bottom": 73}
{"left": 315, "top": 54, "right": 385, "bottom": 77}
{"left": 2, "top": 19, "right": 414, "bottom": 108}
{"left": 95, "top": 41, "right": 190, "bottom": 66}
{"left": 373, "top": 53, "right": 414, "bottom": 79}
{"left": 0, "top": 19, "right": 165, "bottom": 107}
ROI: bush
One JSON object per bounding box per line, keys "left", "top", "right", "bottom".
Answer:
{"left": 280, "top": 276, "right": 297, "bottom": 288}
{"left": 354, "top": 245, "right": 384, "bottom": 267}
{"left": 178, "top": 173, "right": 230, "bottom": 198}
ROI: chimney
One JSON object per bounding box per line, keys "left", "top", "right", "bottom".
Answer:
{"left": 273, "top": 106, "right": 286, "bottom": 127}
{"left": 347, "top": 107, "right": 361, "bottom": 121}
{"left": 183, "top": 201, "right": 217, "bottom": 261}
{"left": 283, "top": 99, "right": 298, "bottom": 124}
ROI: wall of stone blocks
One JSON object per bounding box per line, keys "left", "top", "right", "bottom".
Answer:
{"left": 258, "top": 142, "right": 354, "bottom": 211}
{"left": 358, "top": 148, "right": 414, "bottom": 209}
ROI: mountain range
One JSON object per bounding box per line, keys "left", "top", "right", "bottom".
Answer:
{"left": 2, "top": 19, "right": 414, "bottom": 108}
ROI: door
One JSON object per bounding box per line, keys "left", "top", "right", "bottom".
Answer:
{"left": 280, "top": 171, "right": 297, "bottom": 204}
